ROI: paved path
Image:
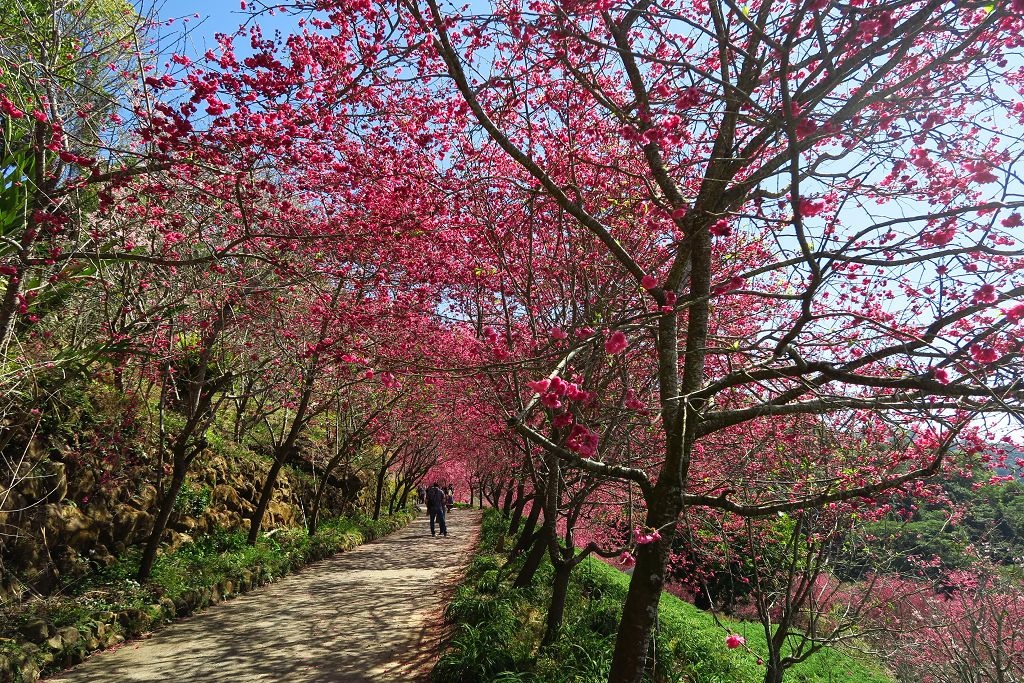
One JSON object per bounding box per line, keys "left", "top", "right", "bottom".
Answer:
{"left": 46, "top": 509, "right": 482, "bottom": 683}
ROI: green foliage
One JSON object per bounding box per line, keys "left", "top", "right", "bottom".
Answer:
{"left": 173, "top": 479, "right": 212, "bottom": 517}
{"left": 840, "top": 475, "right": 1024, "bottom": 579}
{"left": 433, "top": 510, "right": 892, "bottom": 683}
{"left": 0, "top": 119, "right": 34, "bottom": 254}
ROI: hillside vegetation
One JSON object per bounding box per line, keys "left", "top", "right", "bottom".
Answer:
{"left": 433, "top": 511, "right": 892, "bottom": 683}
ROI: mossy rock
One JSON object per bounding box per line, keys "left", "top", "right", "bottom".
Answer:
{"left": 16, "top": 620, "right": 51, "bottom": 645}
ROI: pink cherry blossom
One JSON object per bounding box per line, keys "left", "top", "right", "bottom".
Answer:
{"left": 713, "top": 275, "right": 746, "bottom": 296}
{"left": 526, "top": 378, "right": 551, "bottom": 393}
{"left": 605, "top": 330, "right": 628, "bottom": 355}
{"left": 633, "top": 527, "right": 662, "bottom": 545}
{"left": 725, "top": 634, "right": 746, "bottom": 649}
{"left": 921, "top": 226, "right": 957, "bottom": 246}
{"left": 970, "top": 345, "right": 1000, "bottom": 364}
{"left": 797, "top": 197, "right": 825, "bottom": 217}
{"left": 567, "top": 424, "right": 599, "bottom": 456}
{"left": 973, "top": 284, "right": 998, "bottom": 305}
{"left": 709, "top": 219, "right": 732, "bottom": 236}
{"left": 540, "top": 392, "right": 562, "bottom": 409}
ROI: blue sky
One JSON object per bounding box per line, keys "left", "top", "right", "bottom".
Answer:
{"left": 152, "top": 2, "right": 304, "bottom": 60}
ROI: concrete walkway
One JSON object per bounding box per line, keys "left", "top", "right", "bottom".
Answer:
{"left": 46, "top": 509, "right": 482, "bottom": 683}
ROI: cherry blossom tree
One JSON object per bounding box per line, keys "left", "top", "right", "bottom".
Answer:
{"left": 862, "top": 567, "right": 1024, "bottom": 683}
{"left": 291, "top": 0, "right": 1024, "bottom": 679}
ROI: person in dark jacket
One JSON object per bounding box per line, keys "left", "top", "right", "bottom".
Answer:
{"left": 425, "top": 482, "right": 448, "bottom": 537}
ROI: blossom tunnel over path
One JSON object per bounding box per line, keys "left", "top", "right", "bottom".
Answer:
{"left": 2, "top": 1, "right": 1024, "bottom": 682}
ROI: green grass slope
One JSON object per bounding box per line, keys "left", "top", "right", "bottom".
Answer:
{"left": 433, "top": 510, "right": 892, "bottom": 683}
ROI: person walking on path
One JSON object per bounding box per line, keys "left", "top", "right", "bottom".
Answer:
{"left": 425, "top": 482, "right": 448, "bottom": 537}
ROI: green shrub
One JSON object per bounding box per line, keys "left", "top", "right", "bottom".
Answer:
{"left": 173, "top": 479, "right": 212, "bottom": 517}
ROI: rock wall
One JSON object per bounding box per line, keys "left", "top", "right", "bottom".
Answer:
{"left": 0, "top": 438, "right": 362, "bottom": 602}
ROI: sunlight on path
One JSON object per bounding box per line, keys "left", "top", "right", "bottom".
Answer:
{"left": 45, "top": 510, "right": 483, "bottom": 683}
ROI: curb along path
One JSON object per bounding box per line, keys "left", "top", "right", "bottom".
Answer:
{"left": 46, "top": 509, "right": 483, "bottom": 683}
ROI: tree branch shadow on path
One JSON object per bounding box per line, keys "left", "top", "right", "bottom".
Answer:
{"left": 376, "top": 506, "right": 483, "bottom": 681}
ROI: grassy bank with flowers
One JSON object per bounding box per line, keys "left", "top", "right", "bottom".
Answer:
{"left": 432, "top": 510, "right": 891, "bottom": 683}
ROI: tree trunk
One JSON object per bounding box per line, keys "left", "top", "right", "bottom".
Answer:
{"left": 541, "top": 559, "right": 572, "bottom": 646}
{"left": 607, "top": 538, "right": 672, "bottom": 682}
{"left": 232, "top": 393, "right": 249, "bottom": 442}
{"left": 373, "top": 456, "right": 387, "bottom": 521}
{"left": 308, "top": 476, "right": 327, "bottom": 535}
{"left": 138, "top": 457, "right": 189, "bottom": 581}
{"left": 501, "top": 483, "right": 515, "bottom": 516}
{"left": 307, "top": 442, "right": 355, "bottom": 535}
{"left": 609, "top": 283, "right": 701, "bottom": 682}
{"left": 388, "top": 479, "right": 402, "bottom": 515}
{"left": 513, "top": 532, "right": 547, "bottom": 588}
{"left": 511, "top": 499, "right": 541, "bottom": 558}
{"left": 508, "top": 489, "right": 528, "bottom": 536}
{"left": 249, "top": 455, "right": 286, "bottom": 545}
{"left": 762, "top": 657, "right": 784, "bottom": 683}
{"left": 485, "top": 482, "right": 503, "bottom": 507}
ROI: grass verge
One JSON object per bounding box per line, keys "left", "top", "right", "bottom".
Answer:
{"left": 431, "top": 510, "right": 891, "bottom": 683}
